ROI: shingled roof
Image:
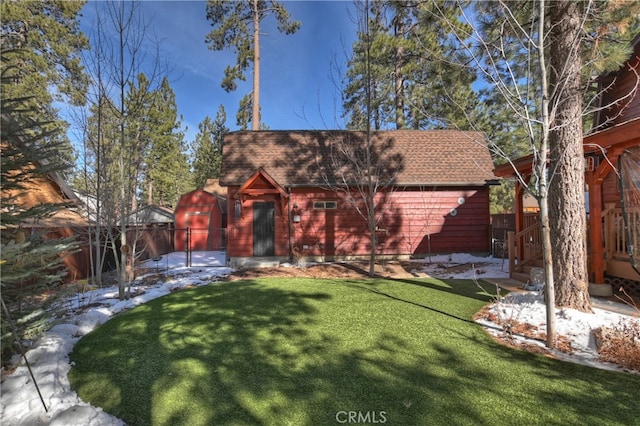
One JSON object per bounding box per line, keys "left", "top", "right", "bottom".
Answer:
{"left": 220, "top": 130, "right": 496, "bottom": 187}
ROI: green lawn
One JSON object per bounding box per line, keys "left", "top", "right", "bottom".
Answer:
{"left": 69, "top": 277, "right": 640, "bottom": 426}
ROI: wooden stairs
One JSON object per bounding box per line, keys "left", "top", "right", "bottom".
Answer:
{"left": 507, "top": 219, "right": 544, "bottom": 285}
{"left": 506, "top": 206, "right": 640, "bottom": 285}
{"left": 511, "top": 257, "right": 543, "bottom": 285}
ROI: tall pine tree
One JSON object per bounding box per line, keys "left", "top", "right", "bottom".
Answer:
{"left": 343, "top": 1, "right": 392, "bottom": 129}
{"left": 205, "top": 0, "right": 300, "bottom": 129}
{"left": 192, "top": 106, "right": 228, "bottom": 188}
{"left": 343, "top": 1, "right": 477, "bottom": 130}
{"left": 1, "top": 49, "right": 78, "bottom": 360}
{"left": 451, "top": 0, "right": 639, "bottom": 317}
{"left": 141, "top": 77, "right": 192, "bottom": 207}
{"left": 0, "top": 0, "right": 89, "bottom": 169}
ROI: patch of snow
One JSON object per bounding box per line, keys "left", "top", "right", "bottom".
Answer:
{"left": 421, "top": 254, "right": 639, "bottom": 374}
{"left": 478, "top": 291, "right": 638, "bottom": 372}
{"left": 416, "top": 253, "right": 511, "bottom": 279}
{"left": 1, "top": 251, "right": 231, "bottom": 426}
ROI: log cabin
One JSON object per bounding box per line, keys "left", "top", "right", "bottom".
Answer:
{"left": 219, "top": 130, "right": 498, "bottom": 267}
{"left": 1, "top": 153, "right": 90, "bottom": 280}
{"left": 493, "top": 33, "right": 640, "bottom": 295}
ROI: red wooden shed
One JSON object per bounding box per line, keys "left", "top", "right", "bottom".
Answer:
{"left": 174, "top": 179, "right": 227, "bottom": 251}
{"left": 219, "top": 130, "right": 498, "bottom": 267}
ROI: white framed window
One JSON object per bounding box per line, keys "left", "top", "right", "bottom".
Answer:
{"left": 313, "top": 201, "right": 337, "bottom": 210}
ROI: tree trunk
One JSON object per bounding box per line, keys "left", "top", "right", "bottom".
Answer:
{"left": 148, "top": 180, "right": 153, "bottom": 205}
{"left": 548, "top": 1, "right": 591, "bottom": 312}
{"left": 368, "top": 191, "right": 376, "bottom": 277}
{"left": 539, "top": 192, "right": 557, "bottom": 347}
{"left": 394, "top": 17, "right": 405, "bottom": 129}
{"left": 537, "top": 0, "right": 556, "bottom": 347}
{"left": 252, "top": 0, "right": 260, "bottom": 131}
{"left": 94, "top": 95, "right": 104, "bottom": 287}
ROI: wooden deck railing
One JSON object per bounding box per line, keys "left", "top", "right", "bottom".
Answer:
{"left": 603, "top": 205, "right": 640, "bottom": 260}
{"left": 505, "top": 206, "right": 639, "bottom": 281}
{"left": 507, "top": 218, "right": 542, "bottom": 276}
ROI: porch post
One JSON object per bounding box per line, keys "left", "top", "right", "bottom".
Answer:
{"left": 514, "top": 181, "right": 525, "bottom": 262}
{"left": 587, "top": 172, "right": 605, "bottom": 283}
{"left": 507, "top": 231, "right": 515, "bottom": 279}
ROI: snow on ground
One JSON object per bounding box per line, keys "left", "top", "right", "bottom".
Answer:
{"left": 1, "top": 251, "right": 231, "bottom": 426}
{"left": 475, "top": 291, "right": 639, "bottom": 371}
{"left": 412, "top": 252, "right": 512, "bottom": 279}
{"left": 415, "top": 254, "right": 639, "bottom": 372}
{"left": 1, "top": 252, "right": 637, "bottom": 425}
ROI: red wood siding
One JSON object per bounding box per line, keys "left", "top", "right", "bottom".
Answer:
{"left": 290, "top": 187, "right": 490, "bottom": 257}
{"left": 226, "top": 189, "right": 289, "bottom": 257}
{"left": 29, "top": 226, "right": 175, "bottom": 281}
{"left": 226, "top": 186, "right": 491, "bottom": 259}
{"left": 38, "top": 226, "right": 91, "bottom": 281}
{"left": 174, "top": 189, "right": 224, "bottom": 251}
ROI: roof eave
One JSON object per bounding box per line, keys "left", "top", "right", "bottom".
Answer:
{"left": 283, "top": 181, "right": 496, "bottom": 188}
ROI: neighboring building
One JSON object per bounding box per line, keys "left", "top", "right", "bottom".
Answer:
{"left": 522, "top": 194, "right": 540, "bottom": 213}
{"left": 494, "top": 33, "right": 640, "bottom": 291}
{"left": 121, "top": 205, "right": 175, "bottom": 260}
{"left": 174, "top": 179, "right": 227, "bottom": 251}
{"left": 2, "top": 161, "right": 91, "bottom": 280}
{"left": 220, "top": 130, "right": 497, "bottom": 267}
{"left": 125, "top": 205, "right": 174, "bottom": 226}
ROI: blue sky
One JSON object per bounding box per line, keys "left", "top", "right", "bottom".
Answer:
{"left": 79, "top": 1, "right": 358, "bottom": 143}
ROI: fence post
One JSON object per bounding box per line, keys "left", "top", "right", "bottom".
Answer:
{"left": 507, "top": 231, "right": 515, "bottom": 278}
{"left": 185, "top": 227, "right": 191, "bottom": 267}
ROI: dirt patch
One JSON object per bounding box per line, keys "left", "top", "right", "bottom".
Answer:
{"left": 409, "top": 261, "right": 498, "bottom": 277}
{"left": 226, "top": 261, "right": 415, "bottom": 281}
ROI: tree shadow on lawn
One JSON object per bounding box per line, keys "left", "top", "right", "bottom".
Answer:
{"left": 69, "top": 278, "right": 640, "bottom": 426}
{"left": 345, "top": 279, "right": 484, "bottom": 326}
{"left": 349, "top": 278, "right": 640, "bottom": 422}
{"left": 389, "top": 276, "right": 504, "bottom": 302}
{"left": 441, "top": 324, "right": 640, "bottom": 423}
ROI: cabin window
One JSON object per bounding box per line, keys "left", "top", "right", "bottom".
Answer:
{"left": 313, "top": 201, "right": 337, "bottom": 210}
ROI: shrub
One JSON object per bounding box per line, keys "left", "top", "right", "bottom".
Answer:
{"left": 594, "top": 318, "right": 640, "bottom": 373}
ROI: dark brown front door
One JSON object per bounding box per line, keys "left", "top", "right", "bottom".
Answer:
{"left": 253, "top": 202, "right": 275, "bottom": 256}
